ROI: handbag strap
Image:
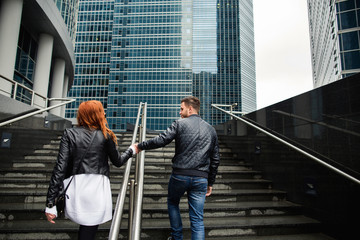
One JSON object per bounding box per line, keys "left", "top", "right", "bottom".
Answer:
{"left": 63, "top": 129, "right": 97, "bottom": 192}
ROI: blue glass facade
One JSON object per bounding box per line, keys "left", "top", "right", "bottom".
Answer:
{"left": 308, "top": 0, "right": 360, "bottom": 87}
{"left": 13, "top": 27, "right": 38, "bottom": 105}
{"left": 52, "top": 0, "right": 79, "bottom": 43}
{"left": 336, "top": 0, "right": 360, "bottom": 77}
{"left": 107, "top": 0, "right": 193, "bottom": 130}
{"left": 67, "top": 0, "right": 256, "bottom": 131}
{"left": 67, "top": 0, "right": 114, "bottom": 119}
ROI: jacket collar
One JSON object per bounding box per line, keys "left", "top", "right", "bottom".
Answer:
{"left": 188, "top": 114, "right": 200, "bottom": 118}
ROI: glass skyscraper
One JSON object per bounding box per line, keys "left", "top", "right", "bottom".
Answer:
{"left": 308, "top": 0, "right": 360, "bottom": 88}
{"left": 67, "top": 0, "right": 256, "bottom": 131}
{"left": 52, "top": 0, "right": 79, "bottom": 44}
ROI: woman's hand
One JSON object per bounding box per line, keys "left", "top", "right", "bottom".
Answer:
{"left": 45, "top": 212, "right": 56, "bottom": 224}
{"left": 45, "top": 206, "right": 58, "bottom": 224}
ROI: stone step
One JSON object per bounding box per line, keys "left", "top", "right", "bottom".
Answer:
{"left": 0, "top": 178, "right": 271, "bottom": 191}
{"left": 11, "top": 162, "right": 252, "bottom": 174}
{"left": 0, "top": 168, "right": 262, "bottom": 181}
{"left": 207, "top": 233, "right": 336, "bottom": 240}
{"left": 28, "top": 147, "right": 235, "bottom": 160}
{"left": 0, "top": 215, "right": 323, "bottom": 239}
{"left": 0, "top": 130, "right": 333, "bottom": 239}
{"left": 11, "top": 157, "right": 247, "bottom": 167}
{"left": 0, "top": 188, "right": 287, "bottom": 204}
{"left": 0, "top": 201, "right": 302, "bottom": 221}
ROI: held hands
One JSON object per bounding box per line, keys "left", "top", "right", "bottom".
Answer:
{"left": 131, "top": 143, "right": 141, "bottom": 154}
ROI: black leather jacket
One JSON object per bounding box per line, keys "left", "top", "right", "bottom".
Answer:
{"left": 138, "top": 114, "right": 220, "bottom": 186}
{"left": 46, "top": 127, "right": 133, "bottom": 207}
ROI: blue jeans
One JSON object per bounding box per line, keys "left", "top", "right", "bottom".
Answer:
{"left": 167, "top": 174, "right": 208, "bottom": 240}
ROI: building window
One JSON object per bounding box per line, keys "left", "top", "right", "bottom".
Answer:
{"left": 343, "top": 50, "right": 360, "bottom": 69}
{"left": 340, "top": 11, "right": 357, "bottom": 29}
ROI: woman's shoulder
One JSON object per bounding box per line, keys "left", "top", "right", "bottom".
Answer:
{"left": 63, "top": 126, "right": 95, "bottom": 139}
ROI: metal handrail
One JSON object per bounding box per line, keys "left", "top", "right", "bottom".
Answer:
{"left": 0, "top": 74, "right": 48, "bottom": 108}
{"left": 0, "top": 74, "right": 75, "bottom": 127}
{"left": 0, "top": 98, "right": 75, "bottom": 127}
{"left": 109, "top": 102, "right": 147, "bottom": 240}
{"left": 211, "top": 104, "right": 360, "bottom": 185}
{"left": 131, "top": 102, "right": 147, "bottom": 240}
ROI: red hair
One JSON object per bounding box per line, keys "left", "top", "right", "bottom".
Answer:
{"left": 76, "top": 100, "right": 117, "bottom": 144}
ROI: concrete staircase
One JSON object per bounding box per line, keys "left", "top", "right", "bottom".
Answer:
{"left": 0, "top": 131, "right": 335, "bottom": 239}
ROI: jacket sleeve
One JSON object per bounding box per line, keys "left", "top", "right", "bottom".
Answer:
{"left": 138, "top": 120, "right": 177, "bottom": 150}
{"left": 107, "top": 137, "right": 134, "bottom": 167}
{"left": 208, "top": 133, "right": 220, "bottom": 186}
{"left": 46, "top": 129, "right": 71, "bottom": 206}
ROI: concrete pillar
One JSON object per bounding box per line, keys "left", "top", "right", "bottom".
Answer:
{"left": 49, "top": 58, "right": 65, "bottom": 116}
{"left": 60, "top": 75, "right": 69, "bottom": 118}
{"left": 0, "top": 0, "right": 23, "bottom": 97}
{"left": 33, "top": 33, "right": 54, "bottom": 108}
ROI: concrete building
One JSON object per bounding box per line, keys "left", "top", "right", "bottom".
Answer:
{"left": 308, "top": 0, "right": 360, "bottom": 87}
{"left": 0, "top": 0, "right": 78, "bottom": 117}
{"left": 66, "top": 0, "right": 256, "bottom": 131}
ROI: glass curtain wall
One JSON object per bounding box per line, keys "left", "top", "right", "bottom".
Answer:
{"left": 106, "top": 0, "right": 193, "bottom": 131}
{"left": 205, "top": 0, "right": 256, "bottom": 125}
{"left": 308, "top": 0, "right": 360, "bottom": 87}
{"left": 336, "top": 0, "right": 360, "bottom": 78}
{"left": 66, "top": 0, "right": 114, "bottom": 119}
{"left": 13, "top": 27, "right": 38, "bottom": 105}
{"left": 67, "top": 0, "right": 256, "bottom": 131}
{"left": 52, "top": 0, "right": 79, "bottom": 44}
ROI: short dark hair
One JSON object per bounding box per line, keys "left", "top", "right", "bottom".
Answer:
{"left": 181, "top": 96, "right": 200, "bottom": 113}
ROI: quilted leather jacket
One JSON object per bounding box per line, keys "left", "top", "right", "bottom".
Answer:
{"left": 46, "top": 127, "right": 133, "bottom": 207}
{"left": 138, "top": 114, "right": 220, "bottom": 186}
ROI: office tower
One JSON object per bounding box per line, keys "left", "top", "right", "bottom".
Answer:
{"left": 67, "top": 0, "right": 256, "bottom": 131}
{"left": 308, "top": 0, "right": 360, "bottom": 87}
{"left": 66, "top": 0, "right": 114, "bottom": 119}
{"left": 0, "top": 0, "right": 77, "bottom": 117}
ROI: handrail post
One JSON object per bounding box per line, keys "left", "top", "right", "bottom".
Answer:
{"left": 128, "top": 179, "right": 136, "bottom": 240}
{"left": 31, "top": 91, "right": 35, "bottom": 106}
{"left": 13, "top": 83, "right": 18, "bottom": 99}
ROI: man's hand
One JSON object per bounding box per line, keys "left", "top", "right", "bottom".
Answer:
{"left": 206, "top": 186, "right": 213, "bottom": 197}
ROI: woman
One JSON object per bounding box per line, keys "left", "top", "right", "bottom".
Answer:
{"left": 45, "top": 100, "right": 136, "bottom": 240}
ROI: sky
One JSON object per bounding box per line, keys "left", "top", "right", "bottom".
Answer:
{"left": 253, "top": 0, "right": 314, "bottom": 109}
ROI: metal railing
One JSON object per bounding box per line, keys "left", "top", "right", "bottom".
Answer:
{"left": 211, "top": 104, "right": 360, "bottom": 185}
{"left": 0, "top": 74, "right": 75, "bottom": 127}
{"left": 1, "top": 74, "right": 48, "bottom": 108}
{"left": 0, "top": 99, "right": 75, "bottom": 127}
{"left": 109, "top": 102, "right": 147, "bottom": 240}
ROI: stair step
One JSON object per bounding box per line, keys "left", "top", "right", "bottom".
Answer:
{"left": 0, "top": 215, "right": 323, "bottom": 239}
{"left": 0, "top": 178, "right": 272, "bottom": 190}
{"left": 0, "top": 201, "right": 302, "bottom": 221}
{"left": 0, "top": 129, "right": 334, "bottom": 239}
{"left": 12, "top": 161, "right": 251, "bottom": 172}
{"left": 207, "top": 233, "right": 336, "bottom": 240}
{"left": 0, "top": 187, "right": 285, "bottom": 195}
{"left": 0, "top": 168, "right": 263, "bottom": 180}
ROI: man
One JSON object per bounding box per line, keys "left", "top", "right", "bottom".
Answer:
{"left": 134, "top": 96, "right": 220, "bottom": 240}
